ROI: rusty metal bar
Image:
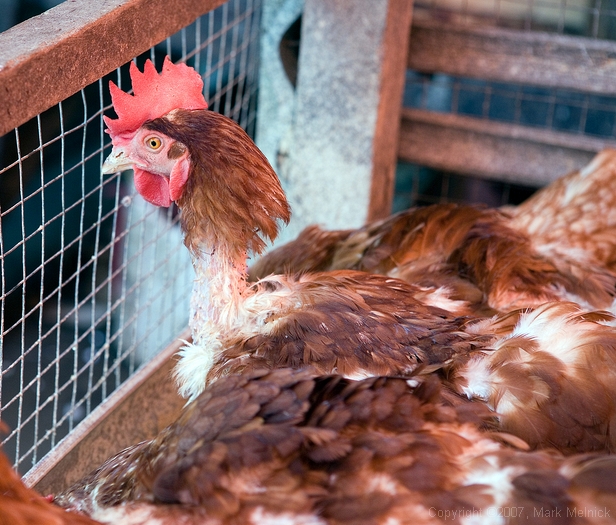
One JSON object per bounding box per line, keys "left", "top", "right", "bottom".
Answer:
{"left": 398, "top": 107, "right": 616, "bottom": 186}
{"left": 408, "top": 17, "right": 616, "bottom": 95}
{"left": 0, "top": 0, "right": 227, "bottom": 137}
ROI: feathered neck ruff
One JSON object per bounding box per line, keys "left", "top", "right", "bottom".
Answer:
{"left": 143, "top": 109, "right": 291, "bottom": 262}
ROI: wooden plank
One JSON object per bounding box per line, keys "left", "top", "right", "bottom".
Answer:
{"left": 23, "top": 330, "right": 188, "bottom": 495}
{"left": 407, "top": 17, "right": 616, "bottom": 94}
{"left": 398, "top": 108, "right": 616, "bottom": 186}
{"left": 367, "top": 0, "right": 414, "bottom": 221}
{"left": 0, "top": 0, "right": 227, "bottom": 137}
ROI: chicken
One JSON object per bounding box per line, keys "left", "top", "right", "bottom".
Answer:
{"left": 100, "top": 58, "right": 483, "bottom": 396}
{"left": 510, "top": 150, "right": 616, "bottom": 272}
{"left": 249, "top": 150, "right": 616, "bottom": 314}
{"left": 0, "top": 424, "right": 100, "bottom": 525}
{"left": 100, "top": 58, "right": 616, "bottom": 453}
{"left": 55, "top": 368, "right": 616, "bottom": 525}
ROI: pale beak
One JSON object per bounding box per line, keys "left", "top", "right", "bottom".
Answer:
{"left": 102, "top": 148, "right": 135, "bottom": 174}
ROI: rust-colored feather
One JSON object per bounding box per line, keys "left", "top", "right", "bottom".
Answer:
{"left": 144, "top": 110, "right": 291, "bottom": 259}
{"left": 511, "top": 148, "right": 616, "bottom": 270}
{"left": 56, "top": 369, "right": 616, "bottom": 524}
{"left": 250, "top": 150, "right": 616, "bottom": 313}
{"left": 0, "top": 422, "right": 99, "bottom": 525}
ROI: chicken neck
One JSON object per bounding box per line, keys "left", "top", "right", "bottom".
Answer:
{"left": 189, "top": 242, "right": 250, "bottom": 346}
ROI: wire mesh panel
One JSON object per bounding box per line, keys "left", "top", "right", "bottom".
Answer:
{"left": 0, "top": 0, "right": 262, "bottom": 475}
{"left": 404, "top": 74, "right": 616, "bottom": 137}
{"left": 396, "top": 0, "right": 616, "bottom": 209}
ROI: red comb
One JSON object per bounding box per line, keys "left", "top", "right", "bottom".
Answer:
{"left": 104, "top": 56, "right": 208, "bottom": 135}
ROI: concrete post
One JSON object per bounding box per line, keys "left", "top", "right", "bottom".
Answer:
{"left": 257, "top": 0, "right": 413, "bottom": 246}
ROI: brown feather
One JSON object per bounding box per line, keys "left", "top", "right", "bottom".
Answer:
{"left": 57, "top": 369, "right": 616, "bottom": 524}
{"left": 250, "top": 151, "right": 616, "bottom": 313}
{"left": 208, "top": 271, "right": 475, "bottom": 383}
{"left": 144, "top": 110, "right": 291, "bottom": 259}
{"left": 455, "top": 302, "right": 616, "bottom": 453}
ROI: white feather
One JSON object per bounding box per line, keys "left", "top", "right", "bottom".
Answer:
{"left": 174, "top": 338, "right": 218, "bottom": 402}
{"left": 249, "top": 507, "right": 326, "bottom": 525}
{"left": 458, "top": 355, "right": 492, "bottom": 400}
{"left": 416, "top": 285, "right": 471, "bottom": 315}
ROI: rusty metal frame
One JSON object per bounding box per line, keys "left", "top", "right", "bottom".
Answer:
{"left": 0, "top": 0, "right": 227, "bottom": 137}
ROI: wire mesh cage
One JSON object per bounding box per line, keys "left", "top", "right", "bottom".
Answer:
{"left": 0, "top": 0, "right": 262, "bottom": 474}
{"left": 395, "top": 0, "right": 616, "bottom": 211}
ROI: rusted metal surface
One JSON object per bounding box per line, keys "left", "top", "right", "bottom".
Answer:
{"left": 23, "top": 330, "right": 188, "bottom": 494}
{"left": 0, "top": 0, "right": 227, "bottom": 137}
{"left": 398, "top": 108, "right": 616, "bottom": 186}
{"left": 367, "top": 0, "right": 414, "bottom": 221}
{"left": 408, "top": 17, "right": 616, "bottom": 94}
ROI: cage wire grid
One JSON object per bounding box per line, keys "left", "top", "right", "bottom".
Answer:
{"left": 0, "top": 0, "right": 262, "bottom": 474}
{"left": 395, "top": 0, "right": 616, "bottom": 211}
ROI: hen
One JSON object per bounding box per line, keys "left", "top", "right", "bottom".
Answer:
{"left": 56, "top": 368, "right": 616, "bottom": 525}
{"left": 101, "top": 58, "right": 616, "bottom": 453}
{"left": 250, "top": 150, "right": 616, "bottom": 314}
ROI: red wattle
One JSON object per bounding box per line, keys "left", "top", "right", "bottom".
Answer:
{"left": 134, "top": 168, "right": 172, "bottom": 207}
{"left": 169, "top": 157, "right": 190, "bottom": 202}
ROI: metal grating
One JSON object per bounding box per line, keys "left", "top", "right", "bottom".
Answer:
{"left": 392, "top": 162, "right": 538, "bottom": 212}
{"left": 0, "top": 0, "right": 262, "bottom": 475}
{"left": 404, "top": 74, "right": 616, "bottom": 138}
{"left": 396, "top": 0, "right": 616, "bottom": 209}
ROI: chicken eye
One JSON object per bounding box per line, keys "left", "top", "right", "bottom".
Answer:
{"left": 145, "top": 136, "right": 163, "bottom": 150}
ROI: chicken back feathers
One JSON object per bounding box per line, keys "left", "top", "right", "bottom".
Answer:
{"left": 205, "top": 270, "right": 477, "bottom": 382}
{"left": 56, "top": 369, "right": 616, "bottom": 525}
{"left": 510, "top": 148, "right": 616, "bottom": 271}
{"left": 250, "top": 151, "right": 616, "bottom": 314}
{"left": 459, "top": 302, "right": 616, "bottom": 453}
{"left": 180, "top": 271, "right": 616, "bottom": 453}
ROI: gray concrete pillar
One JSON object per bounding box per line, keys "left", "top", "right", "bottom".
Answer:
{"left": 257, "top": 0, "right": 413, "bottom": 246}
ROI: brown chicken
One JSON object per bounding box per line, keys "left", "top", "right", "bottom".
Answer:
{"left": 50, "top": 58, "right": 616, "bottom": 524}
{"left": 250, "top": 150, "right": 616, "bottom": 315}
{"left": 0, "top": 423, "right": 99, "bottom": 525}
{"left": 56, "top": 368, "right": 616, "bottom": 525}
{"left": 98, "top": 58, "right": 616, "bottom": 454}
